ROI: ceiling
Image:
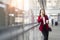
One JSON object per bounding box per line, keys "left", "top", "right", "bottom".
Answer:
{"left": 38, "top": 0, "right": 60, "bottom": 9}
{"left": 0, "top": 0, "right": 60, "bottom": 10}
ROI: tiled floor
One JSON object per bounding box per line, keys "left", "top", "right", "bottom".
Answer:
{"left": 49, "top": 25, "right": 60, "bottom": 40}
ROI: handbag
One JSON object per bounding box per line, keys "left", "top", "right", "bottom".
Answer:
{"left": 48, "top": 27, "right": 52, "bottom": 32}
{"left": 43, "top": 24, "right": 52, "bottom": 32}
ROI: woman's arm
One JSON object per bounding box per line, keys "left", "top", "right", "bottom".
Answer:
{"left": 46, "top": 15, "right": 49, "bottom": 24}
{"left": 37, "top": 16, "right": 42, "bottom": 23}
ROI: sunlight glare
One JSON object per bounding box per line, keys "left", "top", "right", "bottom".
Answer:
{"left": 24, "top": 0, "right": 29, "bottom": 11}
{"left": 11, "top": 0, "right": 24, "bottom": 10}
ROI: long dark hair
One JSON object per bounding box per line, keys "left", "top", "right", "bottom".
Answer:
{"left": 39, "top": 9, "right": 45, "bottom": 16}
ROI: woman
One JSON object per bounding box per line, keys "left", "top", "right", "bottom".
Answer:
{"left": 37, "top": 9, "right": 51, "bottom": 40}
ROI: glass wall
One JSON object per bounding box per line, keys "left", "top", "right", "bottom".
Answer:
{"left": 24, "top": 0, "right": 40, "bottom": 24}
{"left": 0, "top": 0, "right": 40, "bottom": 26}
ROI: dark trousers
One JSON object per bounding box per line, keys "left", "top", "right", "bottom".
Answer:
{"left": 42, "top": 24, "right": 49, "bottom": 40}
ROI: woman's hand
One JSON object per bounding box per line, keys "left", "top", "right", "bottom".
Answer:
{"left": 41, "top": 14, "right": 44, "bottom": 19}
{"left": 46, "top": 20, "right": 49, "bottom": 24}
{"left": 41, "top": 13, "right": 44, "bottom": 17}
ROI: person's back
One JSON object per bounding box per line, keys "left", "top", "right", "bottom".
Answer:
{"left": 51, "top": 19, "right": 54, "bottom": 26}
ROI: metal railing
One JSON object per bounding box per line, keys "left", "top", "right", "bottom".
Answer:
{"left": 0, "top": 22, "right": 39, "bottom": 40}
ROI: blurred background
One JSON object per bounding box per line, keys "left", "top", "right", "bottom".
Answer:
{"left": 0, "top": 0, "right": 60, "bottom": 40}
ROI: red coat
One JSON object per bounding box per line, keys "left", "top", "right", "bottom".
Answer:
{"left": 37, "top": 15, "right": 49, "bottom": 31}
